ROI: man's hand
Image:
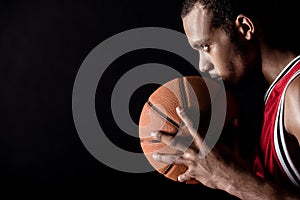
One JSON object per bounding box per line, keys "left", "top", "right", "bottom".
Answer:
{"left": 150, "top": 106, "right": 240, "bottom": 190}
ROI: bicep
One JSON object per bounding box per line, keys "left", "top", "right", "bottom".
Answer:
{"left": 284, "top": 76, "right": 300, "bottom": 145}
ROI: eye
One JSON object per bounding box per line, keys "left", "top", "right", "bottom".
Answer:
{"left": 200, "top": 44, "right": 210, "bottom": 51}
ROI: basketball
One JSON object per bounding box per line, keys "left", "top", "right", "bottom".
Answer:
{"left": 138, "top": 76, "right": 239, "bottom": 183}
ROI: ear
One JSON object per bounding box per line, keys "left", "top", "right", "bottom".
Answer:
{"left": 235, "top": 14, "right": 255, "bottom": 40}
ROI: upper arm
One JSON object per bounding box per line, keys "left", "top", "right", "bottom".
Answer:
{"left": 284, "top": 75, "right": 300, "bottom": 145}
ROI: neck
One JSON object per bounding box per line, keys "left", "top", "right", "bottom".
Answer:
{"left": 261, "top": 47, "right": 297, "bottom": 85}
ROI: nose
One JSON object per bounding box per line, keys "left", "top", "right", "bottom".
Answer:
{"left": 199, "top": 62, "right": 214, "bottom": 73}
{"left": 198, "top": 54, "right": 214, "bottom": 73}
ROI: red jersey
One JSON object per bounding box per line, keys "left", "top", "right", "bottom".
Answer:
{"left": 253, "top": 56, "right": 300, "bottom": 188}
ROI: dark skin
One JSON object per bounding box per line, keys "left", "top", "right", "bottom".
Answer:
{"left": 285, "top": 76, "right": 300, "bottom": 144}
{"left": 151, "top": 3, "right": 300, "bottom": 199}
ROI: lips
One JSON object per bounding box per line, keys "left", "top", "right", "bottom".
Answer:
{"left": 210, "top": 73, "right": 219, "bottom": 79}
{"left": 208, "top": 73, "right": 222, "bottom": 81}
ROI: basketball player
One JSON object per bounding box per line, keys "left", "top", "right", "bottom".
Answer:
{"left": 150, "top": 0, "right": 300, "bottom": 199}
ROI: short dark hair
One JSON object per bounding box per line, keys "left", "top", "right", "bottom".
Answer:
{"left": 181, "top": 0, "right": 255, "bottom": 33}
{"left": 181, "top": 0, "right": 300, "bottom": 53}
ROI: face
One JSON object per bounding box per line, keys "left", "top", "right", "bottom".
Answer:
{"left": 182, "top": 3, "right": 256, "bottom": 85}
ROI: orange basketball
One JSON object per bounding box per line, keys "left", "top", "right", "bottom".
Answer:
{"left": 138, "top": 76, "right": 239, "bottom": 183}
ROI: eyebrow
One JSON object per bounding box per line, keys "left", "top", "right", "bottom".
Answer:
{"left": 191, "top": 39, "right": 209, "bottom": 49}
{"left": 192, "top": 43, "right": 202, "bottom": 49}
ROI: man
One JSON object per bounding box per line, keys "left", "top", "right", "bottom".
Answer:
{"left": 150, "top": 0, "right": 300, "bottom": 199}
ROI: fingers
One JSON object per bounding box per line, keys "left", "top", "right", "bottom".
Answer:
{"left": 178, "top": 171, "right": 193, "bottom": 183}
{"left": 186, "top": 179, "right": 200, "bottom": 184}
{"left": 152, "top": 153, "right": 198, "bottom": 184}
{"left": 151, "top": 105, "right": 205, "bottom": 153}
{"left": 150, "top": 106, "right": 208, "bottom": 159}
{"left": 152, "top": 153, "right": 186, "bottom": 165}
{"left": 176, "top": 106, "right": 203, "bottom": 146}
{"left": 151, "top": 130, "right": 194, "bottom": 153}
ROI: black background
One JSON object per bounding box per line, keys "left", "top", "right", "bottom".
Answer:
{"left": 1, "top": 0, "right": 243, "bottom": 198}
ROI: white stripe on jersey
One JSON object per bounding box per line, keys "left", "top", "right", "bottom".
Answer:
{"left": 265, "top": 55, "right": 300, "bottom": 103}
{"left": 274, "top": 70, "right": 300, "bottom": 187}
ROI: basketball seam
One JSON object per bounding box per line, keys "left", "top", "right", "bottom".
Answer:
{"left": 162, "top": 164, "right": 175, "bottom": 175}
{"left": 146, "top": 100, "right": 180, "bottom": 129}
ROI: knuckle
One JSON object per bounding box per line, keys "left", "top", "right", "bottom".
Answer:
{"left": 155, "top": 131, "right": 162, "bottom": 140}
{"left": 170, "top": 155, "right": 178, "bottom": 163}
{"left": 186, "top": 159, "right": 195, "bottom": 167}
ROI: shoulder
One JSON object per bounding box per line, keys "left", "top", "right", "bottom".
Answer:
{"left": 285, "top": 75, "right": 300, "bottom": 104}
{"left": 284, "top": 75, "right": 300, "bottom": 143}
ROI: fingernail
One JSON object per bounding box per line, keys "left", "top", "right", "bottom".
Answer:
{"left": 150, "top": 131, "right": 158, "bottom": 138}
{"left": 152, "top": 153, "right": 158, "bottom": 161}
{"left": 176, "top": 106, "right": 183, "bottom": 113}
{"left": 178, "top": 176, "right": 182, "bottom": 182}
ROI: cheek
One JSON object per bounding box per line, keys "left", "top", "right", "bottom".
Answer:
{"left": 212, "top": 44, "right": 232, "bottom": 68}
{"left": 212, "top": 53, "right": 232, "bottom": 74}
{"left": 214, "top": 54, "right": 242, "bottom": 81}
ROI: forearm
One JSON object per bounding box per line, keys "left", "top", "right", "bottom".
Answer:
{"left": 221, "top": 167, "right": 300, "bottom": 200}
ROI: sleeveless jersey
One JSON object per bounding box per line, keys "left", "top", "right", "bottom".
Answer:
{"left": 253, "top": 55, "right": 300, "bottom": 188}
